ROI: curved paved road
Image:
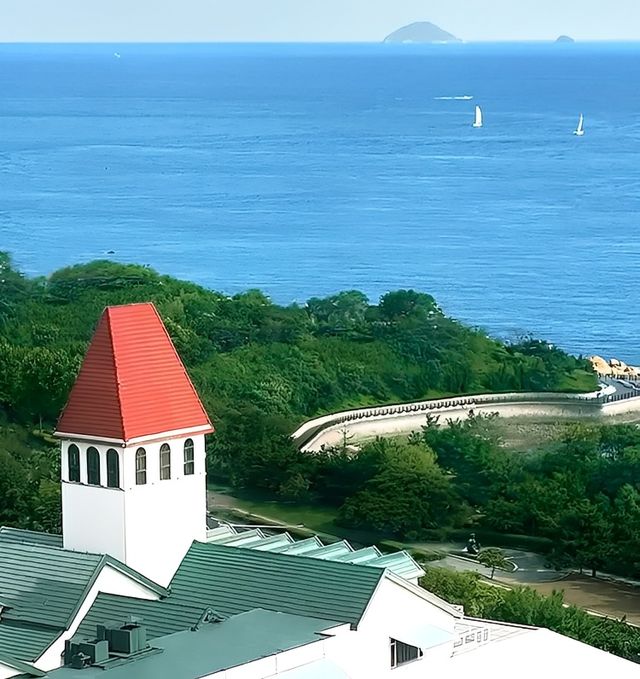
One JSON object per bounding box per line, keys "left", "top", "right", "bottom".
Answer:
{"left": 413, "top": 543, "right": 568, "bottom": 585}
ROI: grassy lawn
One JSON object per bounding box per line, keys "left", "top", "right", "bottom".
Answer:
{"left": 208, "top": 483, "right": 339, "bottom": 536}
{"left": 556, "top": 368, "right": 599, "bottom": 393}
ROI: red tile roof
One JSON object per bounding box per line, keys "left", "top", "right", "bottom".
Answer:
{"left": 56, "top": 303, "right": 214, "bottom": 442}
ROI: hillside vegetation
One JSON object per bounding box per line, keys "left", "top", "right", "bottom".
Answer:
{"left": 0, "top": 253, "right": 595, "bottom": 533}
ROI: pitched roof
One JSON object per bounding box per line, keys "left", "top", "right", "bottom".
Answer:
{"left": 204, "top": 525, "right": 425, "bottom": 582}
{"left": 76, "top": 594, "right": 207, "bottom": 641}
{"left": 170, "top": 542, "right": 383, "bottom": 626}
{"left": 0, "top": 541, "right": 104, "bottom": 630}
{"left": 0, "top": 529, "right": 167, "bottom": 662}
{"left": 55, "top": 303, "right": 213, "bottom": 442}
{"left": 0, "top": 527, "right": 63, "bottom": 548}
{"left": 77, "top": 541, "right": 383, "bottom": 640}
{"left": 0, "top": 652, "right": 45, "bottom": 678}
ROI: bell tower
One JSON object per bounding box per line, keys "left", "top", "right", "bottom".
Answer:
{"left": 55, "top": 303, "right": 214, "bottom": 587}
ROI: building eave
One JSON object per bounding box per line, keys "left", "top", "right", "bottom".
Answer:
{"left": 53, "top": 424, "right": 214, "bottom": 447}
{"left": 0, "top": 653, "right": 45, "bottom": 677}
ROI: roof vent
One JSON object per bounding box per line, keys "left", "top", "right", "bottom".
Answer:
{"left": 64, "top": 619, "right": 150, "bottom": 669}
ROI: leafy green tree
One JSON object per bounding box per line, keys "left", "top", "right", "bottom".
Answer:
{"left": 307, "top": 291, "right": 370, "bottom": 337}
{"left": 338, "top": 439, "right": 465, "bottom": 538}
{"left": 477, "top": 547, "right": 510, "bottom": 579}
{"left": 378, "top": 290, "right": 438, "bottom": 321}
{"left": 422, "top": 567, "right": 640, "bottom": 662}
{"left": 31, "top": 479, "right": 62, "bottom": 533}
{"left": 419, "top": 567, "right": 502, "bottom": 617}
{"left": 0, "top": 447, "right": 34, "bottom": 526}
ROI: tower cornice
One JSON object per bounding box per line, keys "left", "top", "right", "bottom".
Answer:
{"left": 55, "top": 423, "right": 214, "bottom": 447}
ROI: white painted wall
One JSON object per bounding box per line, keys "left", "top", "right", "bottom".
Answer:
{"left": 61, "top": 434, "right": 207, "bottom": 586}
{"left": 36, "top": 564, "right": 160, "bottom": 671}
{"left": 0, "top": 662, "right": 21, "bottom": 679}
{"left": 325, "top": 575, "right": 458, "bottom": 679}
{"left": 62, "top": 482, "right": 126, "bottom": 560}
{"left": 208, "top": 638, "right": 330, "bottom": 678}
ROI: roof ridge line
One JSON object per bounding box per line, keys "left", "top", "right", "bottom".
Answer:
{"left": 105, "top": 307, "right": 127, "bottom": 442}
{"left": 200, "top": 541, "right": 385, "bottom": 576}
{"left": 149, "top": 304, "right": 212, "bottom": 429}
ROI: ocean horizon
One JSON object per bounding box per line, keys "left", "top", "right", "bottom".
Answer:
{"left": 1, "top": 42, "right": 639, "bottom": 361}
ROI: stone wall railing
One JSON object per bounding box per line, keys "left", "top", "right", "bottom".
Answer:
{"left": 291, "top": 385, "right": 640, "bottom": 451}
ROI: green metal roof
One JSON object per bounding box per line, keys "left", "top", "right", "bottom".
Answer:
{"left": 76, "top": 541, "right": 382, "bottom": 641}
{"left": 0, "top": 651, "right": 46, "bottom": 677}
{"left": 0, "top": 541, "right": 103, "bottom": 629}
{"left": 0, "top": 624, "right": 60, "bottom": 664}
{"left": 0, "top": 528, "right": 64, "bottom": 549}
{"left": 0, "top": 528, "right": 167, "bottom": 663}
{"left": 169, "top": 542, "right": 383, "bottom": 626}
{"left": 0, "top": 531, "right": 382, "bottom": 667}
{"left": 48, "top": 609, "right": 340, "bottom": 679}
{"left": 205, "top": 525, "right": 426, "bottom": 581}
{"left": 75, "top": 594, "right": 207, "bottom": 640}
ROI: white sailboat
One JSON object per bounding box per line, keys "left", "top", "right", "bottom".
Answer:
{"left": 473, "top": 105, "right": 483, "bottom": 128}
{"left": 573, "top": 113, "right": 585, "bottom": 136}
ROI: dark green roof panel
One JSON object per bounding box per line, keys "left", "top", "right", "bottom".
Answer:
{"left": 50, "top": 609, "right": 340, "bottom": 679}
{"left": 76, "top": 594, "right": 206, "bottom": 640}
{"left": 0, "top": 542, "right": 102, "bottom": 628}
{"left": 0, "top": 623, "right": 60, "bottom": 663}
{"left": 169, "top": 542, "right": 382, "bottom": 626}
{"left": 0, "top": 528, "right": 64, "bottom": 549}
{"left": 0, "top": 650, "right": 46, "bottom": 677}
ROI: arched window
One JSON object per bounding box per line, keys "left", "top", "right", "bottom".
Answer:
{"left": 160, "top": 443, "right": 171, "bottom": 480}
{"left": 68, "top": 444, "right": 81, "bottom": 482}
{"left": 87, "top": 447, "right": 101, "bottom": 486}
{"left": 106, "top": 449, "right": 120, "bottom": 488}
{"left": 183, "top": 439, "right": 195, "bottom": 476}
{"left": 135, "top": 448, "right": 147, "bottom": 485}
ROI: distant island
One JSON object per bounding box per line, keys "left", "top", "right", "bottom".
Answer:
{"left": 555, "top": 35, "right": 575, "bottom": 43}
{"left": 384, "top": 21, "right": 461, "bottom": 44}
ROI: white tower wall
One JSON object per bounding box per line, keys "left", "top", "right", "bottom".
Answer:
{"left": 60, "top": 434, "right": 207, "bottom": 586}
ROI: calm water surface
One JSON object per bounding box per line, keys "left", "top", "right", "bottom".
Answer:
{"left": 1, "top": 43, "right": 639, "bottom": 360}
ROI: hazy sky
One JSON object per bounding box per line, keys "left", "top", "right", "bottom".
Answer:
{"left": 2, "top": 0, "right": 640, "bottom": 42}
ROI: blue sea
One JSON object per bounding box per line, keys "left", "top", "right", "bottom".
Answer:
{"left": 1, "top": 43, "right": 640, "bottom": 361}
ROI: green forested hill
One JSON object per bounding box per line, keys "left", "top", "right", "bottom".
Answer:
{"left": 0, "top": 253, "right": 595, "bottom": 530}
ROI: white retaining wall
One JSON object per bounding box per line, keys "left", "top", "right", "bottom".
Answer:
{"left": 294, "top": 390, "right": 640, "bottom": 452}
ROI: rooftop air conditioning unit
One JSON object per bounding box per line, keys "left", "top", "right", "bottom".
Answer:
{"left": 97, "top": 621, "right": 148, "bottom": 655}
{"left": 64, "top": 639, "right": 109, "bottom": 666}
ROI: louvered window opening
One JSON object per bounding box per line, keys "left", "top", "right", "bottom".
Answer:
{"left": 87, "top": 447, "right": 101, "bottom": 486}
{"left": 68, "top": 444, "right": 81, "bottom": 482}
{"left": 184, "top": 439, "right": 195, "bottom": 475}
{"left": 390, "top": 639, "right": 423, "bottom": 668}
{"left": 135, "top": 448, "right": 147, "bottom": 485}
{"left": 160, "top": 443, "right": 171, "bottom": 480}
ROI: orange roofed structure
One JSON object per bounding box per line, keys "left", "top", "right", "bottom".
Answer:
{"left": 56, "top": 302, "right": 213, "bottom": 444}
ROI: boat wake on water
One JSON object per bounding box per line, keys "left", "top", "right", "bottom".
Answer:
{"left": 434, "top": 95, "right": 473, "bottom": 100}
